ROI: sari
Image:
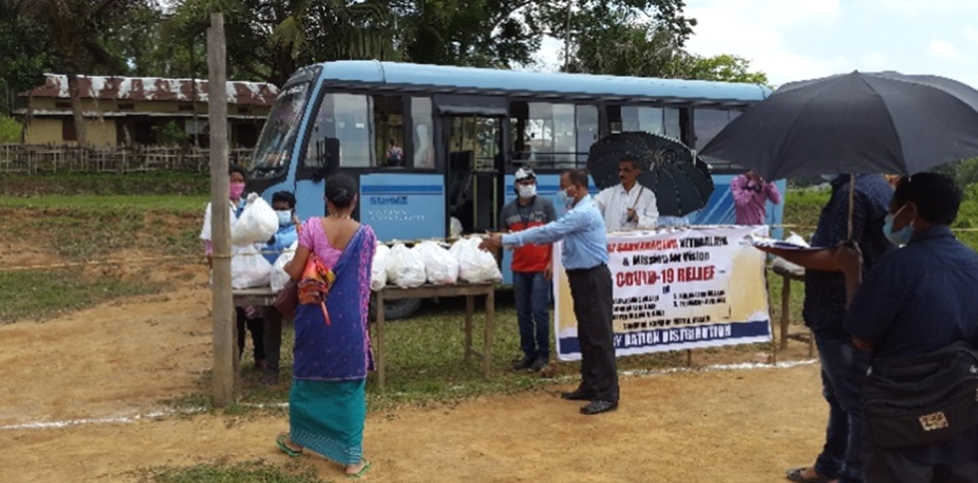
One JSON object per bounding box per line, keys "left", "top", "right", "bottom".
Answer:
{"left": 289, "top": 217, "right": 376, "bottom": 465}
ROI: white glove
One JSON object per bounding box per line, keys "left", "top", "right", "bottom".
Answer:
{"left": 246, "top": 192, "right": 259, "bottom": 203}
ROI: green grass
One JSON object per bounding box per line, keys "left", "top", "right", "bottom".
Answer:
{"left": 139, "top": 461, "right": 325, "bottom": 483}
{"left": 0, "top": 206, "right": 203, "bottom": 261}
{"left": 0, "top": 195, "right": 208, "bottom": 212}
{"left": 0, "top": 171, "right": 210, "bottom": 197}
{"left": 0, "top": 269, "right": 167, "bottom": 324}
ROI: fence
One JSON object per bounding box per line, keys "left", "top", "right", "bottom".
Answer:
{"left": 0, "top": 144, "right": 254, "bottom": 175}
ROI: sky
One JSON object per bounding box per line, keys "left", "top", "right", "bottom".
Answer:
{"left": 534, "top": 0, "right": 978, "bottom": 89}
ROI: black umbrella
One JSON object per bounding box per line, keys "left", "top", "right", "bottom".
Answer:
{"left": 700, "top": 71, "right": 978, "bottom": 180}
{"left": 587, "top": 132, "right": 714, "bottom": 217}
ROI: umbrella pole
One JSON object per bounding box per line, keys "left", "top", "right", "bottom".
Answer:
{"left": 847, "top": 174, "right": 855, "bottom": 242}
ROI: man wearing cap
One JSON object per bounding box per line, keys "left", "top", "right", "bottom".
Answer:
{"left": 499, "top": 168, "right": 558, "bottom": 372}
{"left": 594, "top": 156, "right": 659, "bottom": 231}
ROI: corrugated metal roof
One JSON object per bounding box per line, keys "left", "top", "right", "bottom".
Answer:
{"left": 24, "top": 74, "right": 279, "bottom": 106}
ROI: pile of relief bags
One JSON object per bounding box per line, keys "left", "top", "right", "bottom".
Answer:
{"left": 370, "top": 237, "right": 503, "bottom": 290}
{"left": 228, "top": 196, "right": 502, "bottom": 291}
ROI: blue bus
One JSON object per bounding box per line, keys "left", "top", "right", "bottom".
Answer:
{"left": 245, "top": 61, "right": 784, "bottom": 318}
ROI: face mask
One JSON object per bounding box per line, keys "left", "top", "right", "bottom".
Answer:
{"left": 821, "top": 174, "right": 838, "bottom": 182}
{"left": 558, "top": 188, "right": 575, "bottom": 208}
{"left": 276, "top": 210, "right": 293, "bottom": 226}
{"left": 517, "top": 184, "right": 536, "bottom": 199}
{"left": 229, "top": 182, "right": 245, "bottom": 199}
{"left": 883, "top": 204, "right": 914, "bottom": 246}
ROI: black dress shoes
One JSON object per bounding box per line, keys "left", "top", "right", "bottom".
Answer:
{"left": 580, "top": 400, "right": 618, "bottom": 415}
{"left": 560, "top": 388, "right": 596, "bottom": 401}
{"left": 512, "top": 355, "right": 534, "bottom": 371}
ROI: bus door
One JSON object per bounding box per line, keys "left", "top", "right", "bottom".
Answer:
{"left": 435, "top": 95, "right": 509, "bottom": 235}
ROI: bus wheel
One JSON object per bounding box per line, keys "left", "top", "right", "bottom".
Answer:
{"left": 370, "top": 297, "right": 421, "bottom": 321}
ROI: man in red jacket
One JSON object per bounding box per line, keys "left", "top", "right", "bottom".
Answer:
{"left": 500, "top": 168, "right": 557, "bottom": 372}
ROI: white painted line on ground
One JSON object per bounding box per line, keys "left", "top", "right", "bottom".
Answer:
{"left": 0, "top": 359, "right": 818, "bottom": 431}
{"left": 0, "top": 407, "right": 206, "bottom": 431}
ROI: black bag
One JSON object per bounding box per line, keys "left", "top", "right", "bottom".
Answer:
{"left": 862, "top": 341, "right": 978, "bottom": 448}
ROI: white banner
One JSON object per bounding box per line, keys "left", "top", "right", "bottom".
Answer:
{"left": 553, "top": 226, "right": 772, "bottom": 361}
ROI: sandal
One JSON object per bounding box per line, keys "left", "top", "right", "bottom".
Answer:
{"left": 346, "top": 459, "right": 372, "bottom": 479}
{"left": 785, "top": 467, "right": 833, "bottom": 483}
{"left": 275, "top": 432, "right": 303, "bottom": 458}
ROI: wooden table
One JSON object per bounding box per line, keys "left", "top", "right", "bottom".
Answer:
{"left": 770, "top": 264, "right": 814, "bottom": 357}
{"left": 373, "top": 282, "right": 496, "bottom": 389}
{"left": 233, "top": 282, "right": 497, "bottom": 389}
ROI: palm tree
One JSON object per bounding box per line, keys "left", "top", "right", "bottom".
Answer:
{"left": 22, "top": 0, "right": 143, "bottom": 146}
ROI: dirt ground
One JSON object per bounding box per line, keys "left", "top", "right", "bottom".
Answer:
{"left": 0, "top": 274, "right": 828, "bottom": 483}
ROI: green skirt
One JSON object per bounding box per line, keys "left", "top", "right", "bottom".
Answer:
{"left": 289, "top": 379, "right": 366, "bottom": 465}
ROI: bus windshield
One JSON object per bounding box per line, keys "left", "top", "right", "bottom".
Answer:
{"left": 248, "top": 83, "right": 310, "bottom": 178}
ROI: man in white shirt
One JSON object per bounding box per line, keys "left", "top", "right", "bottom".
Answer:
{"left": 593, "top": 157, "right": 658, "bottom": 231}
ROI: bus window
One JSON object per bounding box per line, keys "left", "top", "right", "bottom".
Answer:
{"left": 306, "top": 93, "right": 373, "bottom": 168}
{"left": 576, "top": 105, "right": 599, "bottom": 166}
{"left": 510, "top": 101, "right": 578, "bottom": 168}
{"left": 608, "top": 105, "right": 681, "bottom": 140}
{"left": 694, "top": 108, "right": 735, "bottom": 151}
{"left": 411, "top": 97, "right": 434, "bottom": 169}
{"left": 249, "top": 83, "right": 309, "bottom": 177}
{"left": 374, "top": 96, "right": 404, "bottom": 168}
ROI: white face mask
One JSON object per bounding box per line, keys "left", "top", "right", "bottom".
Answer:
{"left": 517, "top": 184, "right": 536, "bottom": 199}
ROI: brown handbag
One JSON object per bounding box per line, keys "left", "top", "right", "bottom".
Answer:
{"left": 274, "top": 278, "right": 299, "bottom": 318}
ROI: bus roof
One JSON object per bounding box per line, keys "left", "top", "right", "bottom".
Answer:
{"left": 303, "top": 61, "right": 770, "bottom": 107}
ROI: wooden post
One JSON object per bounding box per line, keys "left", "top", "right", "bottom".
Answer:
{"left": 208, "top": 12, "right": 237, "bottom": 407}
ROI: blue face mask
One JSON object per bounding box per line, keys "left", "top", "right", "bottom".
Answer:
{"left": 883, "top": 204, "right": 913, "bottom": 246}
{"left": 558, "top": 188, "right": 575, "bottom": 208}
{"left": 276, "top": 210, "right": 293, "bottom": 227}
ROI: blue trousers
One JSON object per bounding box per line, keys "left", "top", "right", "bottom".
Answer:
{"left": 814, "top": 329, "right": 870, "bottom": 483}
{"left": 512, "top": 271, "right": 550, "bottom": 359}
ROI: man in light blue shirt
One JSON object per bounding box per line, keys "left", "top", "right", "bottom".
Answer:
{"left": 482, "top": 169, "right": 618, "bottom": 415}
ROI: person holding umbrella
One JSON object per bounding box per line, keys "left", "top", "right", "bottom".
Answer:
{"left": 594, "top": 155, "right": 659, "bottom": 231}
{"left": 731, "top": 170, "right": 781, "bottom": 225}
{"left": 756, "top": 173, "right": 892, "bottom": 483}
{"left": 834, "top": 173, "right": 978, "bottom": 483}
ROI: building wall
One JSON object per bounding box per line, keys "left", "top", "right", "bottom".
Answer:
{"left": 24, "top": 117, "right": 118, "bottom": 146}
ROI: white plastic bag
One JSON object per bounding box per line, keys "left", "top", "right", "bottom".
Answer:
{"left": 232, "top": 194, "right": 278, "bottom": 246}
{"left": 386, "top": 243, "right": 426, "bottom": 288}
{"left": 269, "top": 241, "right": 297, "bottom": 292}
{"left": 414, "top": 241, "right": 459, "bottom": 285}
{"left": 371, "top": 243, "right": 390, "bottom": 291}
{"left": 452, "top": 237, "right": 502, "bottom": 283}
{"left": 231, "top": 244, "right": 274, "bottom": 289}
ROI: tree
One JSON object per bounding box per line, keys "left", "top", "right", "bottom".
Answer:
{"left": 569, "top": 17, "right": 768, "bottom": 85}
{"left": 22, "top": 0, "right": 155, "bottom": 146}
{"left": 669, "top": 53, "right": 769, "bottom": 85}
{"left": 168, "top": 0, "right": 402, "bottom": 87}
{"left": 0, "top": 0, "right": 57, "bottom": 115}
{"left": 402, "top": 0, "right": 696, "bottom": 69}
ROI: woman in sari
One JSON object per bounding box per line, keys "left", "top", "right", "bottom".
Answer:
{"left": 276, "top": 174, "right": 376, "bottom": 478}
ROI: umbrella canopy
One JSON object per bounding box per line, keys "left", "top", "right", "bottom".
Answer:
{"left": 587, "top": 132, "right": 714, "bottom": 217}
{"left": 699, "top": 71, "right": 978, "bottom": 180}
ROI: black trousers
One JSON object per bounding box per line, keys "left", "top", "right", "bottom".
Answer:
{"left": 567, "top": 264, "right": 619, "bottom": 403}
{"left": 261, "top": 306, "right": 283, "bottom": 375}
{"left": 235, "top": 307, "right": 265, "bottom": 363}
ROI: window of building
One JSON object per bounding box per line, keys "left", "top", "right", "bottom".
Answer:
{"left": 306, "top": 93, "right": 372, "bottom": 168}
{"left": 61, "top": 119, "right": 76, "bottom": 141}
